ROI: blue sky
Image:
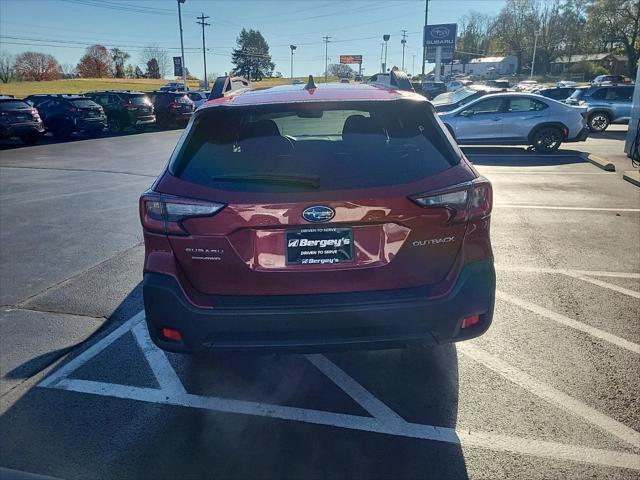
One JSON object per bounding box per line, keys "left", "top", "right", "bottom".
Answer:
{"left": 0, "top": 0, "right": 506, "bottom": 79}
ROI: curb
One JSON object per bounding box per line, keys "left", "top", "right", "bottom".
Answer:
{"left": 623, "top": 170, "right": 640, "bottom": 187}
{"left": 579, "top": 152, "right": 615, "bottom": 172}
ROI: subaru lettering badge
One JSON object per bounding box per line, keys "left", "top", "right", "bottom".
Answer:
{"left": 302, "top": 206, "right": 335, "bottom": 223}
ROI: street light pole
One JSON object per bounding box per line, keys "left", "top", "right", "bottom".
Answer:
{"left": 196, "top": 13, "right": 210, "bottom": 87}
{"left": 290, "top": 44, "right": 297, "bottom": 80}
{"left": 421, "top": 0, "right": 429, "bottom": 76}
{"left": 380, "top": 42, "right": 384, "bottom": 72}
{"left": 177, "top": 0, "right": 187, "bottom": 88}
{"left": 530, "top": 31, "right": 540, "bottom": 79}
{"left": 401, "top": 30, "right": 407, "bottom": 71}
{"left": 412, "top": 54, "right": 416, "bottom": 76}
{"left": 323, "top": 36, "right": 331, "bottom": 83}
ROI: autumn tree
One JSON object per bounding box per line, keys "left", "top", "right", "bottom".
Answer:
{"left": 14, "top": 51, "right": 60, "bottom": 81}
{"left": 111, "top": 48, "right": 130, "bottom": 78}
{"left": 76, "top": 45, "right": 112, "bottom": 78}
{"left": 0, "top": 51, "right": 15, "bottom": 83}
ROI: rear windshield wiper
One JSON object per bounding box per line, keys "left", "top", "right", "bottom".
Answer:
{"left": 211, "top": 174, "right": 320, "bottom": 189}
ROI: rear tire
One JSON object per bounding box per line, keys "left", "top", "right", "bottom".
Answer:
{"left": 587, "top": 112, "right": 610, "bottom": 132}
{"left": 532, "top": 126, "right": 562, "bottom": 153}
{"left": 108, "top": 118, "right": 123, "bottom": 134}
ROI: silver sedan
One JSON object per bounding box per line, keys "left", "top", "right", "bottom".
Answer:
{"left": 438, "top": 93, "right": 588, "bottom": 153}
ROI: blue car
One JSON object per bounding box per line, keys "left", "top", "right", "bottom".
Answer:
{"left": 565, "top": 84, "right": 635, "bottom": 132}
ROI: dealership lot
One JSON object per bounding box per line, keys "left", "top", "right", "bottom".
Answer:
{"left": 1, "top": 129, "right": 639, "bottom": 479}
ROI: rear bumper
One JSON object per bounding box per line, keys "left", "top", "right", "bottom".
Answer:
{"left": 143, "top": 259, "right": 496, "bottom": 354}
{"left": 0, "top": 123, "right": 44, "bottom": 137}
{"left": 135, "top": 115, "right": 156, "bottom": 125}
{"left": 75, "top": 117, "right": 107, "bottom": 131}
{"left": 566, "top": 126, "right": 589, "bottom": 143}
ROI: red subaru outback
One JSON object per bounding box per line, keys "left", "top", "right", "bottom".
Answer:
{"left": 140, "top": 76, "right": 495, "bottom": 354}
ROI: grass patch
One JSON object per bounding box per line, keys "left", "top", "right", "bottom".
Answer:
{"left": 0, "top": 76, "right": 337, "bottom": 98}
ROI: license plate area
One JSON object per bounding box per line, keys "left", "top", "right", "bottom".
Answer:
{"left": 286, "top": 227, "right": 353, "bottom": 265}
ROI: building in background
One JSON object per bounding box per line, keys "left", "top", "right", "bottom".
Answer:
{"left": 465, "top": 56, "right": 518, "bottom": 78}
{"left": 550, "top": 53, "right": 628, "bottom": 76}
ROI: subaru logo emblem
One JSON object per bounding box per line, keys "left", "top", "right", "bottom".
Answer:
{"left": 302, "top": 206, "right": 335, "bottom": 223}
{"left": 432, "top": 27, "right": 449, "bottom": 38}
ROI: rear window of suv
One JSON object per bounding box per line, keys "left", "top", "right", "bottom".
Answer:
{"left": 170, "top": 100, "right": 459, "bottom": 193}
{"left": 129, "top": 95, "right": 151, "bottom": 106}
{"left": 0, "top": 100, "right": 30, "bottom": 110}
{"left": 70, "top": 99, "right": 97, "bottom": 108}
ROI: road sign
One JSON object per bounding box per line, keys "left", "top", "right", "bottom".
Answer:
{"left": 340, "top": 55, "right": 363, "bottom": 65}
{"left": 173, "top": 56, "right": 183, "bottom": 77}
{"left": 424, "top": 23, "right": 457, "bottom": 62}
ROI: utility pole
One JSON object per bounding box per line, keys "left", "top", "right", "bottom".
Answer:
{"left": 530, "top": 31, "right": 540, "bottom": 79}
{"left": 177, "top": 0, "right": 187, "bottom": 88}
{"left": 290, "top": 45, "right": 297, "bottom": 80}
{"left": 421, "top": 0, "right": 429, "bottom": 76}
{"left": 383, "top": 34, "right": 390, "bottom": 72}
{"left": 380, "top": 42, "right": 384, "bottom": 72}
{"left": 412, "top": 54, "right": 416, "bottom": 76}
{"left": 401, "top": 30, "right": 407, "bottom": 71}
{"left": 196, "top": 13, "right": 210, "bottom": 87}
{"left": 323, "top": 36, "right": 331, "bottom": 83}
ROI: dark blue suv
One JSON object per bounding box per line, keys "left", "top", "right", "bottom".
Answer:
{"left": 23, "top": 94, "right": 107, "bottom": 138}
{"left": 565, "top": 84, "right": 635, "bottom": 132}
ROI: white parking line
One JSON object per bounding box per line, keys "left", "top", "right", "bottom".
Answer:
{"left": 38, "top": 310, "right": 640, "bottom": 471}
{"left": 458, "top": 343, "right": 640, "bottom": 448}
{"left": 496, "top": 290, "right": 640, "bottom": 354}
{"left": 495, "top": 266, "right": 640, "bottom": 279}
{"left": 479, "top": 171, "right": 613, "bottom": 175}
{"left": 569, "top": 274, "right": 640, "bottom": 299}
{"left": 131, "top": 321, "right": 186, "bottom": 395}
{"left": 493, "top": 205, "right": 640, "bottom": 212}
{"left": 51, "top": 377, "right": 640, "bottom": 471}
{"left": 306, "top": 354, "right": 405, "bottom": 426}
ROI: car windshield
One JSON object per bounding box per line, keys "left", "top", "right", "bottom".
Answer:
{"left": 171, "top": 101, "right": 458, "bottom": 192}
{"left": 0, "top": 100, "right": 30, "bottom": 110}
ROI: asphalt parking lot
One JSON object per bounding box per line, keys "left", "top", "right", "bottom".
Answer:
{"left": 1, "top": 127, "right": 639, "bottom": 479}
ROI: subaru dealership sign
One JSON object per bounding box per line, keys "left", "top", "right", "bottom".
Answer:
{"left": 424, "top": 23, "right": 457, "bottom": 62}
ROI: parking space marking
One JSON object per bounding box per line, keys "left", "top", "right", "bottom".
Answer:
{"left": 495, "top": 266, "right": 640, "bottom": 279}
{"left": 50, "top": 378, "right": 640, "bottom": 471}
{"left": 496, "top": 290, "right": 640, "bottom": 354}
{"left": 131, "top": 321, "right": 186, "bottom": 395}
{"left": 306, "top": 354, "right": 405, "bottom": 426}
{"left": 479, "top": 171, "right": 613, "bottom": 175}
{"left": 493, "top": 205, "right": 640, "bottom": 212}
{"left": 459, "top": 343, "right": 640, "bottom": 448}
{"left": 37, "top": 310, "right": 640, "bottom": 470}
{"left": 567, "top": 274, "right": 640, "bottom": 299}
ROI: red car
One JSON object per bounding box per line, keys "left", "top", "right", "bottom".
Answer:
{"left": 140, "top": 74, "right": 495, "bottom": 354}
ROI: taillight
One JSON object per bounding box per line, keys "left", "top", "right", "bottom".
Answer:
{"left": 140, "top": 191, "right": 225, "bottom": 235}
{"left": 410, "top": 177, "right": 492, "bottom": 223}
{"left": 168, "top": 101, "right": 179, "bottom": 108}
{"left": 123, "top": 101, "right": 135, "bottom": 110}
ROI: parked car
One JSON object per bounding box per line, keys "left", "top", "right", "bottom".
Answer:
{"left": 146, "top": 91, "right": 195, "bottom": 128}
{"left": 556, "top": 80, "right": 578, "bottom": 88}
{"left": 354, "top": 74, "right": 363, "bottom": 82}
{"left": 139, "top": 75, "right": 495, "bottom": 355}
{"left": 432, "top": 86, "right": 502, "bottom": 113}
{"left": 446, "top": 79, "right": 472, "bottom": 91}
{"left": 160, "top": 82, "right": 187, "bottom": 91}
{"left": 340, "top": 78, "right": 350, "bottom": 83}
{"left": 515, "top": 80, "right": 540, "bottom": 92}
{"left": 439, "top": 93, "right": 588, "bottom": 153}
{"left": 419, "top": 81, "right": 447, "bottom": 99}
{"left": 0, "top": 98, "right": 44, "bottom": 144}
{"left": 186, "top": 90, "right": 209, "bottom": 109}
{"left": 485, "top": 78, "right": 511, "bottom": 89}
{"left": 565, "top": 84, "right": 634, "bottom": 131}
{"left": 590, "top": 75, "right": 629, "bottom": 86}
{"left": 23, "top": 94, "right": 106, "bottom": 138}
{"left": 534, "top": 86, "right": 578, "bottom": 102}
{"left": 292, "top": 79, "right": 304, "bottom": 85}
{"left": 84, "top": 90, "right": 155, "bottom": 133}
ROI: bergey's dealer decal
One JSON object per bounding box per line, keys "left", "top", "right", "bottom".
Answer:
{"left": 286, "top": 227, "right": 353, "bottom": 265}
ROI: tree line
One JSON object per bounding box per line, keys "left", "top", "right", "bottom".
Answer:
{"left": 0, "top": 44, "right": 174, "bottom": 83}
{"left": 456, "top": 0, "right": 639, "bottom": 77}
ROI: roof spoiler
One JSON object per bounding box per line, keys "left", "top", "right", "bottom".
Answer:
{"left": 367, "top": 70, "right": 414, "bottom": 92}
{"left": 209, "top": 75, "right": 251, "bottom": 100}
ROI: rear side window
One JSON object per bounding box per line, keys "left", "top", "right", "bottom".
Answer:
{"left": 70, "top": 99, "right": 97, "bottom": 108}
{"left": 0, "top": 101, "right": 30, "bottom": 110}
{"left": 170, "top": 101, "right": 459, "bottom": 193}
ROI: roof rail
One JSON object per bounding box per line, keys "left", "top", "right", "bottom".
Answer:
{"left": 367, "top": 70, "right": 414, "bottom": 92}
{"left": 208, "top": 75, "right": 251, "bottom": 100}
